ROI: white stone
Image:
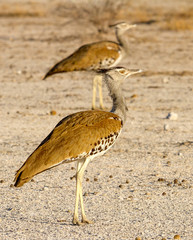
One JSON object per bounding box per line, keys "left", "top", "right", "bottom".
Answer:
{"left": 163, "top": 77, "right": 169, "bottom": 83}
{"left": 164, "top": 124, "right": 169, "bottom": 131}
{"left": 166, "top": 112, "right": 178, "bottom": 120}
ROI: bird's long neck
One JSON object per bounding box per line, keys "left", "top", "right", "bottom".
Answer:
{"left": 105, "top": 76, "right": 127, "bottom": 123}
{"left": 116, "top": 28, "right": 129, "bottom": 55}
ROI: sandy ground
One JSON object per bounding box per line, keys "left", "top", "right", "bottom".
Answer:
{"left": 0, "top": 0, "right": 193, "bottom": 239}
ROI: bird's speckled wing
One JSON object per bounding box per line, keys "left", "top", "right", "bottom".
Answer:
{"left": 43, "top": 41, "right": 121, "bottom": 78}
{"left": 14, "top": 110, "right": 122, "bottom": 186}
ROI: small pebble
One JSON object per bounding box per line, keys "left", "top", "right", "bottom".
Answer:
{"left": 31, "top": 179, "right": 35, "bottom": 182}
{"left": 145, "top": 192, "right": 151, "bottom": 196}
{"left": 161, "top": 238, "right": 166, "bottom": 240}
{"left": 174, "top": 179, "right": 178, "bottom": 184}
{"left": 167, "top": 161, "right": 171, "bottom": 166}
{"left": 164, "top": 124, "right": 169, "bottom": 131}
{"left": 126, "top": 179, "right": 129, "bottom": 184}
{"left": 135, "top": 237, "right": 141, "bottom": 240}
{"left": 174, "top": 235, "right": 181, "bottom": 239}
{"left": 163, "top": 77, "right": 169, "bottom": 83}
{"left": 162, "top": 192, "right": 166, "bottom": 196}
{"left": 7, "top": 208, "right": 13, "bottom": 211}
{"left": 182, "top": 179, "right": 187, "bottom": 183}
{"left": 166, "top": 112, "right": 178, "bottom": 120}
{"left": 10, "top": 184, "right": 14, "bottom": 188}
{"left": 158, "top": 178, "right": 165, "bottom": 182}
{"left": 131, "top": 94, "right": 138, "bottom": 98}
{"left": 0, "top": 180, "right": 4, "bottom": 183}
{"left": 128, "top": 195, "right": 133, "bottom": 200}
{"left": 109, "top": 175, "right": 113, "bottom": 178}
{"left": 178, "top": 152, "right": 183, "bottom": 156}
{"left": 86, "top": 178, "right": 89, "bottom": 182}
{"left": 71, "top": 167, "right": 75, "bottom": 170}
{"left": 119, "top": 184, "right": 124, "bottom": 189}
{"left": 94, "top": 177, "right": 98, "bottom": 182}
{"left": 50, "top": 110, "right": 57, "bottom": 115}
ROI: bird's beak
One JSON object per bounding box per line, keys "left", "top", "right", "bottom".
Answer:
{"left": 125, "top": 69, "right": 143, "bottom": 79}
{"left": 127, "top": 24, "right": 137, "bottom": 30}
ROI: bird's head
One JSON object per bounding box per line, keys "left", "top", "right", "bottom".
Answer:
{"left": 109, "top": 22, "right": 136, "bottom": 33}
{"left": 104, "top": 67, "right": 142, "bottom": 86}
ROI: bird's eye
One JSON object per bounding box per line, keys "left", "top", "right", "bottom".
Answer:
{"left": 119, "top": 69, "right": 126, "bottom": 75}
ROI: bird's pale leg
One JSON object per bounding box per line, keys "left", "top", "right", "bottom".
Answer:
{"left": 92, "top": 75, "right": 98, "bottom": 110}
{"left": 73, "top": 159, "right": 84, "bottom": 225}
{"left": 73, "top": 158, "right": 92, "bottom": 225}
{"left": 97, "top": 75, "right": 105, "bottom": 110}
{"left": 78, "top": 158, "right": 93, "bottom": 224}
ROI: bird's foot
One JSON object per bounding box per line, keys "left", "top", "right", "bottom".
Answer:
{"left": 72, "top": 216, "right": 93, "bottom": 225}
{"left": 81, "top": 216, "right": 94, "bottom": 224}
{"left": 72, "top": 217, "right": 82, "bottom": 226}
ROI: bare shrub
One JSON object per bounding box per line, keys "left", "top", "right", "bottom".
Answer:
{"left": 162, "top": 8, "right": 193, "bottom": 31}
{"left": 54, "top": 0, "right": 130, "bottom": 29}
{"left": 163, "top": 19, "right": 193, "bottom": 31}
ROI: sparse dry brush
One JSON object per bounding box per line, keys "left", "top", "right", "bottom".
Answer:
{"left": 54, "top": 0, "right": 131, "bottom": 29}
{"left": 162, "top": 8, "right": 193, "bottom": 31}
{"left": 0, "top": 0, "right": 192, "bottom": 32}
{"left": 0, "top": 2, "right": 46, "bottom": 17}
{"left": 54, "top": 1, "right": 193, "bottom": 32}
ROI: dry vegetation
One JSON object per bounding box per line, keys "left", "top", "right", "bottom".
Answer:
{"left": 162, "top": 8, "right": 193, "bottom": 31}
{"left": 53, "top": 0, "right": 131, "bottom": 31}
{"left": 0, "top": 0, "right": 192, "bottom": 32}
{"left": 0, "top": 2, "right": 46, "bottom": 17}
{"left": 51, "top": 0, "right": 193, "bottom": 32}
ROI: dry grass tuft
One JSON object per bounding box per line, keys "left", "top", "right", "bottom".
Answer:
{"left": 141, "top": 70, "right": 193, "bottom": 77}
{"left": 1, "top": 0, "right": 193, "bottom": 33}
{"left": 122, "top": 8, "right": 155, "bottom": 24}
{"left": 53, "top": 0, "right": 131, "bottom": 30}
{"left": 163, "top": 18, "right": 193, "bottom": 31}
{"left": 0, "top": 2, "right": 46, "bottom": 17}
{"left": 162, "top": 8, "right": 193, "bottom": 31}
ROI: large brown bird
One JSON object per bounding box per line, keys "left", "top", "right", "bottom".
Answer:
{"left": 14, "top": 67, "right": 141, "bottom": 225}
{"left": 43, "top": 22, "right": 136, "bottom": 109}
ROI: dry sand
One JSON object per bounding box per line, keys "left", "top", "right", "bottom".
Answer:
{"left": 0, "top": 0, "right": 193, "bottom": 239}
